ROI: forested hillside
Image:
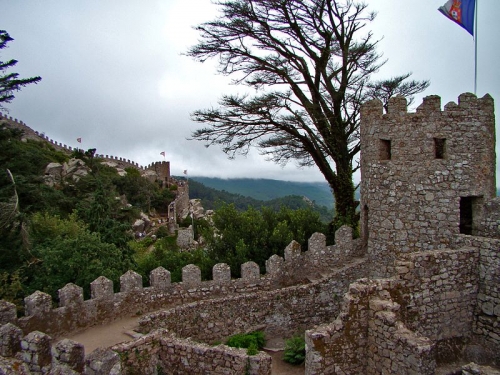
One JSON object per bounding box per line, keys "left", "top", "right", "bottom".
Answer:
{"left": 0, "top": 124, "right": 175, "bottom": 308}
{"left": 187, "top": 178, "right": 334, "bottom": 222}
{"left": 0, "top": 123, "right": 330, "bottom": 311}
{"left": 189, "top": 176, "right": 334, "bottom": 208}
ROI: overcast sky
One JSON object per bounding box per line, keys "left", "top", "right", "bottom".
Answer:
{"left": 2, "top": 1, "right": 499, "bottom": 184}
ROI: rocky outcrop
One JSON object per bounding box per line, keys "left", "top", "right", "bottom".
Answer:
{"left": 140, "top": 169, "right": 159, "bottom": 183}
{"left": 100, "top": 161, "right": 126, "bottom": 176}
{"left": 44, "top": 158, "right": 91, "bottom": 187}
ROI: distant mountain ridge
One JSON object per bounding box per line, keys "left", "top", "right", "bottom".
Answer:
{"left": 189, "top": 177, "right": 334, "bottom": 209}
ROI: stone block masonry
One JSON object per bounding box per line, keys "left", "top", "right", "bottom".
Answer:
{"left": 138, "top": 258, "right": 368, "bottom": 343}
{"left": 360, "top": 93, "right": 496, "bottom": 277}
{"left": 111, "top": 329, "right": 272, "bottom": 375}
{"left": 454, "top": 235, "right": 500, "bottom": 357}
{"left": 396, "top": 248, "right": 479, "bottom": 347}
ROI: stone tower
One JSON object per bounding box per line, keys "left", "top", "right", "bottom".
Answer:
{"left": 152, "top": 161, "right": 171, "bottom": 187}
{"left": 360, "top": 93, "right": 496, "bottom": 276}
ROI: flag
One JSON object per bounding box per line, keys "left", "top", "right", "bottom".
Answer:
{"left": 160, "top": 151, "right": 165, "bottom": 156}
{"left": 438, "top": 0, "right": 476, "bottom": 36}
{"left": 77, "top": 137, "right": 82, "bottom": 143}
{"left": 183, "top": 170, "right": 187, "bottom": 175}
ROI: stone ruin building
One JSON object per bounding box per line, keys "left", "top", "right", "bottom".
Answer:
{"left": 0, "top": 93, "right": 499, "bottom": 374}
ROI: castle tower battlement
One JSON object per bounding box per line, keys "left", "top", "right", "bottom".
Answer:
{"left": 360, "top": 93, "right": 496, "bottom": 276}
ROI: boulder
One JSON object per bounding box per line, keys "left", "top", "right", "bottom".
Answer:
{"left": 45, "top": 162, "right": 63, "bottom": 178}
{"left": 141, "top": 169, "right": 158, "bottom": 183}
{"left": 44, "top": 162, "right": 63, "bottom": 187}
{"left": 132, "top": 219, "right": 145, "bottom": 233}
{"left": 62, "top": 159, "right": 90, "bottom": 182}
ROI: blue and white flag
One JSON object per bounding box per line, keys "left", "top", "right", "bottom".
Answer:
{"left": 438, "top": 0, "right": 476, "bottom": 36}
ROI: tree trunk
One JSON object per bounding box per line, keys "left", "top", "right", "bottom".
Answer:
{"left": 326, "top": 159, "right": 358, "bottom": 237}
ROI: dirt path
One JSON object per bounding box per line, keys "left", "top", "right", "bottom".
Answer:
{"left": 264, "top": 337, "right": 305, "bottom": 375}
{"left": 60, "top": 315, "right": 141, "bottom": 354}
{"left": 266, "top": 350, "right": 305, "bottom": 375}
{"left": 61, "top": 319, "right": 304, "bottom": 374}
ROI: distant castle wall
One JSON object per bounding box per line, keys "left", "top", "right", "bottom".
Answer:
{"left": 148, "top": 161, "right": 170, "bottom": 186}
{"left": 360, "top": 93, "right": 496, "bottom": 277}
{"left": 0, "top": 112, "right": 165, "bottom": 172}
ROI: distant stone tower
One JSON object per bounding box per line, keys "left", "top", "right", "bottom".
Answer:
{"left": 152, "top": 161, "right": 171, "bottom": 187}
{"left": 360, "top": 93, "right": 496, "bottom": 277}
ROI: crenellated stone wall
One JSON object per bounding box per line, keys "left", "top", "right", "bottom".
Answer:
{"left": 0, "top": 230, "right": 360, "bottom": 374}
{"left": 0, "top": 230, "right": 359, "bottom": 340}
{"left": 0, "top": 325, "right": 272, "bottom": 375}
{"left": 138, "top": 258, "right": 368, "bottom": 343}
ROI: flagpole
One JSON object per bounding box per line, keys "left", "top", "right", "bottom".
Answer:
{"left": 474, "top": 0, "right": 478, "bottom": 94}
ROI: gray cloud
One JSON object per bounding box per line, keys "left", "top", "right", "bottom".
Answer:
{"left": 2, "top": 1, "right": 499, "bottom": 184}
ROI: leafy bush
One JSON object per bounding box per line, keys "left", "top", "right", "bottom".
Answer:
{"left": 283, "top": 335, "right": 305, "bottom": 365}
{"left": 155, "top": 225, "right": 169, "bottom": 239}
{"left": 27, "top": 212, "right": 134, "bottom": 299}
{"left": 200, "top": 203, "right": 326, "bottom": 277}
{"left": 225, "top": 331, "right": 265, "bottom": 355}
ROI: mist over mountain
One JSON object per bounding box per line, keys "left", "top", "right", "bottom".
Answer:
{"left": 189, "top": 177, "right": 334, "bottom": 209}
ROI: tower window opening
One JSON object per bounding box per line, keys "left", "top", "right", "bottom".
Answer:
{"left": 434, "top": 138, "right": 446, "bottom": 159}
{"left": 380, "top": 139, "right": 391, "bottom": 160}
{"left": 460, "top": 196, "right": 483, "bottom": 235}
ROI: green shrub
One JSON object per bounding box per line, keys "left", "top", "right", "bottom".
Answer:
{"left": 246, "top": 343, "right": 258, "bottom": 356}
{"left": 155, "top": 226, "right": 170, "bottom": 239}
{"left": 283, "top": 335, "right": 305, "bottom": 365}
{"left": 226, "top": 331, "right": 265, "bottom": 355}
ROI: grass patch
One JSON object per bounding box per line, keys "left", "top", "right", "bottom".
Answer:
{"left": 226, "top": 331, "right": 265, "bottom": 355}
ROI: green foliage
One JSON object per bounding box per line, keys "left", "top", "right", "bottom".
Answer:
{"left": 283, "top": 335, "right": 306, "bottom": 365}
{"left": 113, "top": 171, "right": 175, "bottom": 214}
{"left": 133, "top": 237, "right": 214, "bottom": 284}
{"left": 150, "top": 188, "right": 175, "bottom": 213}
{"left": 0, "top": 125, "right": 71, "bottom": 216}
{"left": 188, "top": 178, "right": 334, "bottom": 222}
{"left": 226, "top": 331, "right": 265, "bottom": 355}
{"left": 0, "top": 30, "right": 41, "bottom": 110}
{"left": 190, "top": 177, "right": 334, "bottom": 208}
{"left": 27, "top": 212, "right": 133, "bottom": 299}
{"left": 200, "top": 203, "right": 326, "bottom": 277}
{"left": 0, "top": 270, "right": 25, "bottom": 310}
{"left": 155, "top": 226, "right": 169, "bottom": 239}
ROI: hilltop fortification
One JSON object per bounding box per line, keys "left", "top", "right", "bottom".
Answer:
{"left": 0, "top": 94, "right": 499, "bottom": 374}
